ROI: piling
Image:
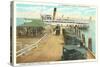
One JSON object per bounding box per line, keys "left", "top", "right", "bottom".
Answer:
{"left": 78, "top": 30, "right": 81, "bottom": 38}
{"left": 81, "top": 34, "right": 85, "bottom": 47}
{"left": 88, "top": 38, "right": 92, "bottom": 51}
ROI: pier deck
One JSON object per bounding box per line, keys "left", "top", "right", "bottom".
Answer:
{"left": 17, "top": 32, "right": 95, "bottom": 63}
{"left": 17, "top": 34, "right": 64, "bottom": 63}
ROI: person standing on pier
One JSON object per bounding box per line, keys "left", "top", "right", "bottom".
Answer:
{"left": 54, "top": 25, "right": 60, "bottom": 35}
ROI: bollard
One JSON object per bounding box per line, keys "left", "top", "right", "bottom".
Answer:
{"left": 76, "top": 27, "right": 78, "bottom": 36}
{"left": 78, "top": 30, "right": 81, "bottom": 38}
{"left": 69, "top": 25, "right": 71, "bottom": 31}
{"left": 74, "top": 25, "right": 77, "bottom": 35}
{"left": 81, "top": 34, "right": 85, "bottom": 47}
{"left": 88, "top": 38, "right": 92, "bottom": 51}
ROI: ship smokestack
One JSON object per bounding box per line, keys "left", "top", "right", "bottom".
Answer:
{"left": 53, "top": 8, "right": 57, "bottom": 20}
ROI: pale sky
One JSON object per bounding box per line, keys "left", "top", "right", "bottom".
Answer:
{"left": 16, "top": 3, "right": 96, "bottom": 19}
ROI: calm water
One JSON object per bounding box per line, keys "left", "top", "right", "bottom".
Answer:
{"left": 81, "top": 21, "right": 96, "bottom": 54}
{"left": 16, "top": 18, "right": 25, "bottom": 26}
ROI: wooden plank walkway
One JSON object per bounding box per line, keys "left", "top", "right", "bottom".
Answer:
{"left": 17, "top": 34, "right": 64, "bottom": 63}
{"left": 16, "top": 33, "right": 95, "bottom": 63}
{"left": 87, "top": 49, "right": 95, "bottom": 59}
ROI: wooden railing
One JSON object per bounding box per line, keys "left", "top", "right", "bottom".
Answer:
{"left": 16, "top": 34, "right": 48, "bottom": 57}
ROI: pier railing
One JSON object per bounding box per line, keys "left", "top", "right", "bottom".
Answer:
{"left": 16, "top": 33, "right": 48, "bottom": 57}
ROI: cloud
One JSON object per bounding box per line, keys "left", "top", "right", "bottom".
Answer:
{"left": 16, "top": 12, "right": 41, "bottom": 18}
{"left": 16, "top": 3, "right": 96, "bottom": 19}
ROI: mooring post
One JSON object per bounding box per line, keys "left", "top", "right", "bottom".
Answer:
{"left": 78, "top": 30, "right": 81, "bottom": 38}
{"left": 74, "top": 25, "right": 77, "bottom": 35}
{"left": 76, "top": 27, "right": 78, "bottom": 36}
{"left": 81, "top": 34, "right": 85, "bottom": 47}
{"left": 88, "top": 37, "right": 92, "bottom": 51}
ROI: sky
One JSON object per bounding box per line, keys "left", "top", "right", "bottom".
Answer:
{"left": 16, "top": 3, "right": 96, "bottom": 19}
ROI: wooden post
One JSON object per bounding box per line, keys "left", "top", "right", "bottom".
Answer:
{"left": 78, "top": 30, "right": 81, "bottom": 38}
{"left": 88, "top": 38, "right": 92, "bottom": 51}
{"left": 81, "top": 34, "right": 85, "bottom": 47}
{"left": 74, "top": 25, "right": 77, "bottom": 35}
{"left": 76, "top": 27, "right": 78, "bottom": 36}
{"left": 36, "top": 27, "right": 38, "bottom": 37}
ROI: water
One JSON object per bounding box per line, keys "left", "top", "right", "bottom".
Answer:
{"left": 81, "top": 21, "right": 96, "bottom": 54}
{"left": 16, "top": 18, "right": 25, "bottom": 26}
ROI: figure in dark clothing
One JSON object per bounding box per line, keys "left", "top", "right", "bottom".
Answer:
{"left": 54, "top": 25, "right": 60, "bottom": 35}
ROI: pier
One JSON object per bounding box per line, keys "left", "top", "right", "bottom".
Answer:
{"left": 16, "top": 25, "right": 95, "bottom": 63}
{"left": 16, "top": 7, "right": 96, "bottom": 63}
{"left": 17, "top": 32, "right": 64, "bottom": 63}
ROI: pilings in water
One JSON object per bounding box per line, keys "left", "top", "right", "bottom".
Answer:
{"left": 65, "top": 25, "right": 86, "bottom": 47}
{"left": 88, "top": 37, "right": 92, "bottom": 51}
{"left": 17, "top": 26, "right": 45, "bottom": 38}
{"left": 74, "top": 25, "right": 81, "bottom": 38}
{"left": 63, "top": 24, "right": 95, "bottom": 59}
{"left": 64, "top": 24, "right": 94, "bottom": 50}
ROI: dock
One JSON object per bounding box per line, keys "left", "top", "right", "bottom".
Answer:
{"left": 16, "top": 27, "right": 95, "bottom": 63}
{"left": 16, "top": 6, "right": 96, "bottom": 63}
{"left": 17, "top": 33, "right": 64, "bottom": 63}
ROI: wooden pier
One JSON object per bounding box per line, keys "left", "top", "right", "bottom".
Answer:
{"left": 17, "top": 33, "right": 64, "bottom": 63}
{"left": 16, "top": 26, "right": 95, "bottom": 63}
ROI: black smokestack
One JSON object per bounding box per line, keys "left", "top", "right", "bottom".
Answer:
{"left": 53, "top": 8, "right": 57, "bottom": 20}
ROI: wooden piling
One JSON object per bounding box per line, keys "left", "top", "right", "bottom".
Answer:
{"left": 78, "top": 30, "right": 81, "bottom": 38}
{"left": 81, "top": 34, "right": 85, "bottom": 47}
{"left": 88, "top": 38, "right": 92, "bottom": 51}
